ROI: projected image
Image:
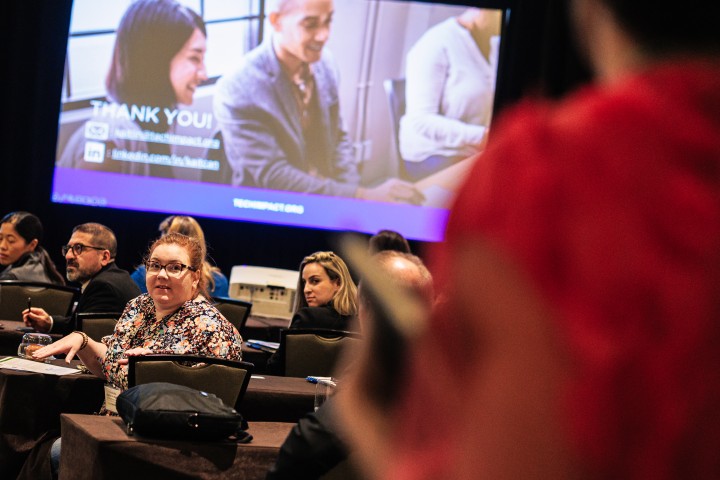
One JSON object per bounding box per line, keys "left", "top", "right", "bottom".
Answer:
{"left": 52, "top": 0, "right": 504, "bottom": 241}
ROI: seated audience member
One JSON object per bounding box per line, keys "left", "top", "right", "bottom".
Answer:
{"left": 35, "top": 232, "right": 243, "bottom": 388}
{"left": 399, "top": 8, "right": 501, "bottom": 181}
{"left": 265, "top": 251, "right": 358, "bottom": 375}
{"left": 268, "top": 251, "right": 434, "bottom": 480}
{"left": 368, "top": 229, "right": 411, "bottom": 255}
{"left": 34, "top": 232, "right": 243, "bottom": 479}
{"left": 131, "top": 215, "right": 229, "bottom": 297}
{"left": 57, "top": 0, "right": 208, "bottom": 179}
{"left": 337, "top": 0, "right": 720, "bottom": 478}
{"left": 213, "top": 0, "right": 424, "bottom": 204}
{"left": 23, "top": 223, "right": 141, "bottom": 335}
{"left": 0, "top": 211, "right": 64, "bottom": 284}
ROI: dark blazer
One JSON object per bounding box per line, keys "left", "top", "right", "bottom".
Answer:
{"left": 213, "top": 40, "right": 360, "bottom": 196}
{"left": 289, "top": 304, "right": 355, "bottom": 332}
{"left": 266, "top": 398, "right": 350, "bottom": 480}
{"left": 52, "top": 262, "right": 141, "bottom": 335}
{"left": 265, "top": 304, "right": 355, "bottom": 375}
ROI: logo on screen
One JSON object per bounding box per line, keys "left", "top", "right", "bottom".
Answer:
{"left": 84, "top": 121, "right": 110, "bottom": 140}
{"left": 84, "top": 141, "right": 106, "bottom": 163}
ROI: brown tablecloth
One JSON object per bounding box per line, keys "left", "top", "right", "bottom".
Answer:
{"left": 242, "top": 375, "right": 316, "bottom": 423}
{"left": 0, "top": 355, "right": 314, "bottom": 477}
{"left": 0, "top": 357, "right": 105, "bottom": 478}
{"left": 59, "top": 414, "right": 294, "bottom": 480}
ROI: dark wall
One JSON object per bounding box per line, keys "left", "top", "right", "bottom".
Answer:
{"left": 0, "top": 0, "right": 589, "bottom": 276}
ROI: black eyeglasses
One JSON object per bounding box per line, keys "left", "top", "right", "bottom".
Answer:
{"left": 145, "top": 260, "right": 198, "bottom": 277}
{"left": 61, "top": 243, "right": 107, "bottom": 256}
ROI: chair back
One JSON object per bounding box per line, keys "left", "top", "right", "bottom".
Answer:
{"left": 212, "top": 296, "right": 252, "bottom": 334}
{"left": 76, "top": 311, "right": 123, "bottom": 341}
{"left": 0, "top": 280, "right": 79, "bottom": 321}
{"left": 281, "top": 328, "right": 361, "bottom": 378}
{"left": 383, "top": 78, "right": 406, "bottom": 161}
{"left": 128, "top": 354, "right": 254, "bottom": 410}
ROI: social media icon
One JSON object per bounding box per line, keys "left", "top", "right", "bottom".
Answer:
{"left": 84, "top": 121, "right": 109, "bottom": 140}
{"left": 84, "top": 141, "right": 106, "bottom": 163}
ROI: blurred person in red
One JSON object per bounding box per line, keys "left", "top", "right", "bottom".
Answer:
{"left": 336, "top": 0, "right": 720, "bottom": 478}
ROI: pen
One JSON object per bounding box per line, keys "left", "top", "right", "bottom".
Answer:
{"left": 306, "top": 376, "right": 337, "bottom": 387}
{"left": 22, "top": 297, "right": 32, "bottom": 326}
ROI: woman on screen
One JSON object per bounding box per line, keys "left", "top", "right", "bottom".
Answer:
{"left": 0, "top": 211, "right": 64, "bottom": 284}
{"left": 266, "top": 251, "right": 358, "bottom": 375}
{"left": 57, "top": 0, "right": 208, "bottom": 177}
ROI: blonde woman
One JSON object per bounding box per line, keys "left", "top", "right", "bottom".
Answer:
{"left": 290, "top": 251, "right": 358, "bottom": 329}
{"left": 266, "top": 251, "right": 358, "bottom": 375}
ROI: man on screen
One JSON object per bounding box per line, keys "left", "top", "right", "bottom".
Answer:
{"left": 213, "top": 0, "right": 424, "bottom": 203}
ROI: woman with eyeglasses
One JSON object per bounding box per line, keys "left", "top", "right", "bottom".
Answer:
{"left": 265, "top": 251, "right": 358, "bottom": 375}
{"left": 131, "top": 215, "right": 229, "bottom": 297}
{"left": 34, "top": 232, "right": 242, "bottom": 476}
{"left": 0, "top": 211, "right": 64, "bottom": 284}
{"left": 34, "top": 232, "right": 242, "bottom": 391}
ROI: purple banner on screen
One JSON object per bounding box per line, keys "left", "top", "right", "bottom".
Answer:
{"left": 51, "top": 168, "right": 450, "bottom": 241}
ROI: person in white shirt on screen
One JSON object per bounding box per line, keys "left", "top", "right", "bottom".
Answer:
{"left": 399, "top": 8, "right": 502, "bottom": 181}
{"left": 214, "top": 0, "right": 424, "bottom": 204}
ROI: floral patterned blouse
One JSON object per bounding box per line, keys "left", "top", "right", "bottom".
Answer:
{"left": 100, "top": 293, "right": 243, "bottom": 391}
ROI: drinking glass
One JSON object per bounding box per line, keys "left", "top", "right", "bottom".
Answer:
{"left": 17, "top": 332, "right": 53, "bottom": 361}
{"left": 314, "top": 379, "right": 336, "bottom": 411}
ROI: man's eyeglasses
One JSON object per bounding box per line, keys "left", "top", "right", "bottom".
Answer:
{"left": 145, "top": 260, "right": 197, "bottom": 277}
{"left": 61, "top": 243, "right": 107, "bottom": 256}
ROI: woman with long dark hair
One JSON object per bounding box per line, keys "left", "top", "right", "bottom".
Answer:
{"left": 57, "top": 0, "right": 208, "bottom": 177}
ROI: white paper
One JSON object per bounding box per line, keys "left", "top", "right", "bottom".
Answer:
{"left": 0, "top": 356, "right": 82, "bottom": 376}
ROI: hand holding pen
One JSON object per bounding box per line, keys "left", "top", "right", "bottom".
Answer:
{"left": 19, "top": 297, "right": 36, "bottom": 332}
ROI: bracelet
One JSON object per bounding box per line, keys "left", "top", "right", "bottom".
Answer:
{"left": 72, "top": 330, "right": 89, "bottom": 351}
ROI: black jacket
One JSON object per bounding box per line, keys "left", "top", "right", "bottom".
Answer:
{"left": 52, "top": 262, "right": 141, "bottom": 335}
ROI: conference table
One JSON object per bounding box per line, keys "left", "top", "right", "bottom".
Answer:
{"left": 2, "top": 318, "right": 276, "bottom": 373}
{"left": 243, "top": 315, "right": 288, "bottom": 343}
{"left": 0, "top": 357, "right": 104, "bottom": 478}
{"left": 59, "top": 414, "right": 295, "bottom": 480}
{"left": 0, "top": 355, "right": 315, "bottom": 477}
{"left": 242, "top": 374, "right": 315, "bottom": 422}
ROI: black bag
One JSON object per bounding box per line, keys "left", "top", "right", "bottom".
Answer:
{"left": 116, "top": 382, "right": 251, "bottom": 442}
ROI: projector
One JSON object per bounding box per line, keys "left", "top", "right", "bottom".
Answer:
{"left": 228, "top": 266, "right": 298, "bottom": 320}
